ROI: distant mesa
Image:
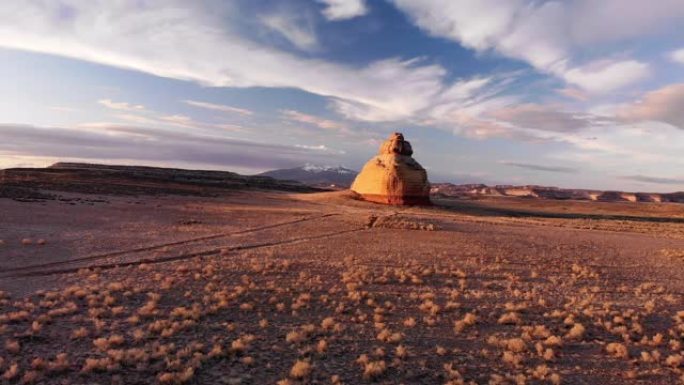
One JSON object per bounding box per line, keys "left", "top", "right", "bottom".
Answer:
{"left": 351, "top": 132, "right": 431, "bottom": 205}
{"left": 430, "top": 183, "right": 684, "bottom": 203}
{"left": 0, "top": 162, "right": 320, "bottom": 197}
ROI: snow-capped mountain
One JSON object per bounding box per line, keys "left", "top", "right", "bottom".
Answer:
{"left": 258, "top": 164, "right": 357, "bottom": 188}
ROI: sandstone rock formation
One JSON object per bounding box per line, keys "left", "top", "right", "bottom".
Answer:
{"left": 351, "top": 133, "right": 430, "bottom": 205}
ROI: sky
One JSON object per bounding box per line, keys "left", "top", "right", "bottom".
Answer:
{"left": 0, "top": 0, "right": 684, "bottom": 191}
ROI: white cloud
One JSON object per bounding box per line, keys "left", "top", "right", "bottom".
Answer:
{"left": 184, "top": 100, "right": 253, "bottom": 116}
{"left": 569, "top": 0, "right": 684, "bottom": 45}
{"left": 281, "top": 110, "right": 346, "bottom": 131}
{"left": 295, "top": 144, "right": 346, "bottom": 154}
{"left": 114, "top": 110, "right": 245, "bottom": 133}
{"left": 161, "top": 114, "right": 193, "bottom": 125}
{"left": 0, "top": 1, "right": 463, "bottom": 123}
{"left": 114, "top": 114, "right": 158, "bottom": 126}
{"left": 389, "top": 0, "right": 683, "bottom": 92}
{"left": 98, "top": 98, "right": 145, "bottom": 111}
{"left": 562, "top": 60, "right": 650, "bottom": 93}
{"left": 488, "top": 104, "right": 597, "bottom": 133}
{"left": 49, "top": 106, "right": 79, "bottom": 113}
{"left": 615, "top": 83, "right": 684, "bottom": 129}
{"left": 260, "top": 12, "right": 318, "bottom": 51}
{"left": 670, "top": 48, "right": 684, "bottom": 64}
{"left": 317, "top": 0, "right": 368, "bottom": 21}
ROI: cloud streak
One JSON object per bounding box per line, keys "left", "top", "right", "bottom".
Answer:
{"left": 317, "top": 0, "right": 368, "bottom": 21}
{"left": 260, "top": 11, "right": 318, "bottom": 51}
{"left": 0, "top": 123, "right": 342, "bottom": 172}
{"left": 621, "top": 175, "right": 684, "bottom": 185}
{"left": 184, "top": 100, "right": 253, "bottom": 116}
{"left": 501, "top": 161, "right": 577, "bottom": 173}
{"left": 281, "top": 110, "right": 346, "bottom": 131}
{"left": 98, "top": 99, "right": 145, "bottom": 111}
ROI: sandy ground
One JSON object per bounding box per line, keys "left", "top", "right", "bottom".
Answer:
{"left": 1, "top": 190, "right": 684, "bottom": 384}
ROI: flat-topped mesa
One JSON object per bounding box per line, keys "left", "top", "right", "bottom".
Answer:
{"left": 351, "top": 132, "right": 431, "bottom": 205}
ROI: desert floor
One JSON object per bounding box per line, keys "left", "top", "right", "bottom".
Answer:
{"left": 1, "top": 190, "right": 684, "bottom": 384}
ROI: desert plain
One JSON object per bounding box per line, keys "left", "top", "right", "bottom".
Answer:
{"left": 1, "top": 176, "right": 684, "bottom": 384}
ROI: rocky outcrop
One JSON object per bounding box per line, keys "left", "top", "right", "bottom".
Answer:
{"left": 351, "top": 133, "right": 430, "bottom": 205}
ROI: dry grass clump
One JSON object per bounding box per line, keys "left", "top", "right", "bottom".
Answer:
{"left": 544, "top": 335, "right": 563, "bottom": 347}
{"left": 505, "top": 338, "right": 527, "bottom": 353}
{"left": 362, "top": 360, "right": 386, "bottom": 379}
{"left": 454, "top": 312, "right": 477, "bottom": 333}
{"left": 21, "top": 370, "right": 39, "bottom": 384}
{"left": 373, "top": 216, "right": 438, "bottom": 231}
{"left": 4, "top": 339, "right": 20, "bottom": 354}
{"left": 565, "top": 323, "right": 585, "bottom": 340}
{"left": 316, "top": 339, "right": 328, "bottom": 354}
{"left": 606, "top": 342, "right": 629, "bottom": 358}
{"left": 640, "top": 350, "right": 661, "bottom": 363}
{"left": 530, "top": 365, "right": 562, "bottom": 384}
{"left": 665, "top": 354, "right": 682, "bottom": 367}
{"left": 81, "top": 357, "right": 118, "bottom": 373}
{"left": 286, "top": 324, "right": 316, "bottom": 344}
{"left": 443, "top": 363, "right": 464, "bottom": 384}
{"left": 501, "top": 350, "right": 523, "bottom": 367}
{"left": 47, "top": 353, "right": 69, "bottom": 372}
{"left": 498, "top": 312, "right": 522, "bottom": 325}
{"left": 418, "top": 299, "right": 441, "bottom": 315}
{"left": 93, "top": 334, "right": 125, "bottom": 351}
{"left": 2, "top": 363, "right": 19, "bottom": 380}
{"left": 3, "top": 310, "right": 30, "bottom": 322}
{"left": 320, "top": 316, "right": 336, "bottom": 330}
{"left": 231, "top": 335, "right": 255, "bottom": 353}
{"left": 71, "top": 327, "right": 89, "bottom": 339}
{"left": 290, "top": 360, "right": 312, "bottom": 379}
{"left": 170, "top": 304, "right": 202, "bottom": 320}
{"left": 158, "top": 367, "right": 195, "bottom": 384}
{"left": 376, "top": 328, "right": 402, "bottom": 343}
{"left": 395, "top": 345, "right": 408, "bottom": 359}
{"left": 403, "top": 317, "right": 417, "bottom": 327}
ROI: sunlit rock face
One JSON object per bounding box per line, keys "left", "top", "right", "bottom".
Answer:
{"left": 351, "top": 132, "right": 430, "bottom": 205}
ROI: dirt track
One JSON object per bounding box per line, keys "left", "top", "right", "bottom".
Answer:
{"left": 1, "top": 190, "right": 684, "bottom": 384}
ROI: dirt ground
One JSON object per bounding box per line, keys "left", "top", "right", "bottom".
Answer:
{"left": 1, "top": 190, "right": 684, "bottom": 384}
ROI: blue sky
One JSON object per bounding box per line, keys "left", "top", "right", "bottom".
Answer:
{"left": 1, "top": 0, "right": 684, "bottom": 191}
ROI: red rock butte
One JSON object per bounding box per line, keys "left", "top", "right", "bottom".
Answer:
{"left": 351, "top": 132, "right": 431, "bottom": 205}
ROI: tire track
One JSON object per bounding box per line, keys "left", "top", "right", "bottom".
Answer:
{"left": 3, "top": 227, "right": 365, "bottom": 278}
{"left": 0, "top": 213, "right": 338, "bottom": 276}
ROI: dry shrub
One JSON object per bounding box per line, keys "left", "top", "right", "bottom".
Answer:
{"left": 606, "top": 342, "right": 629, "bottom": 358}
{"left": 289, "top": 360, "right": 311, "bottom": 379}
{"left": 373, "top": 216, "right": 438, "bottom": 231}
{"left": 363, "top": 360, "right": 386, "bottom": 379}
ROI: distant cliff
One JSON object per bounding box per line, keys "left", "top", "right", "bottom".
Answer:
{"left": 431, "top": 183, "right": 684, "bottom": 203}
